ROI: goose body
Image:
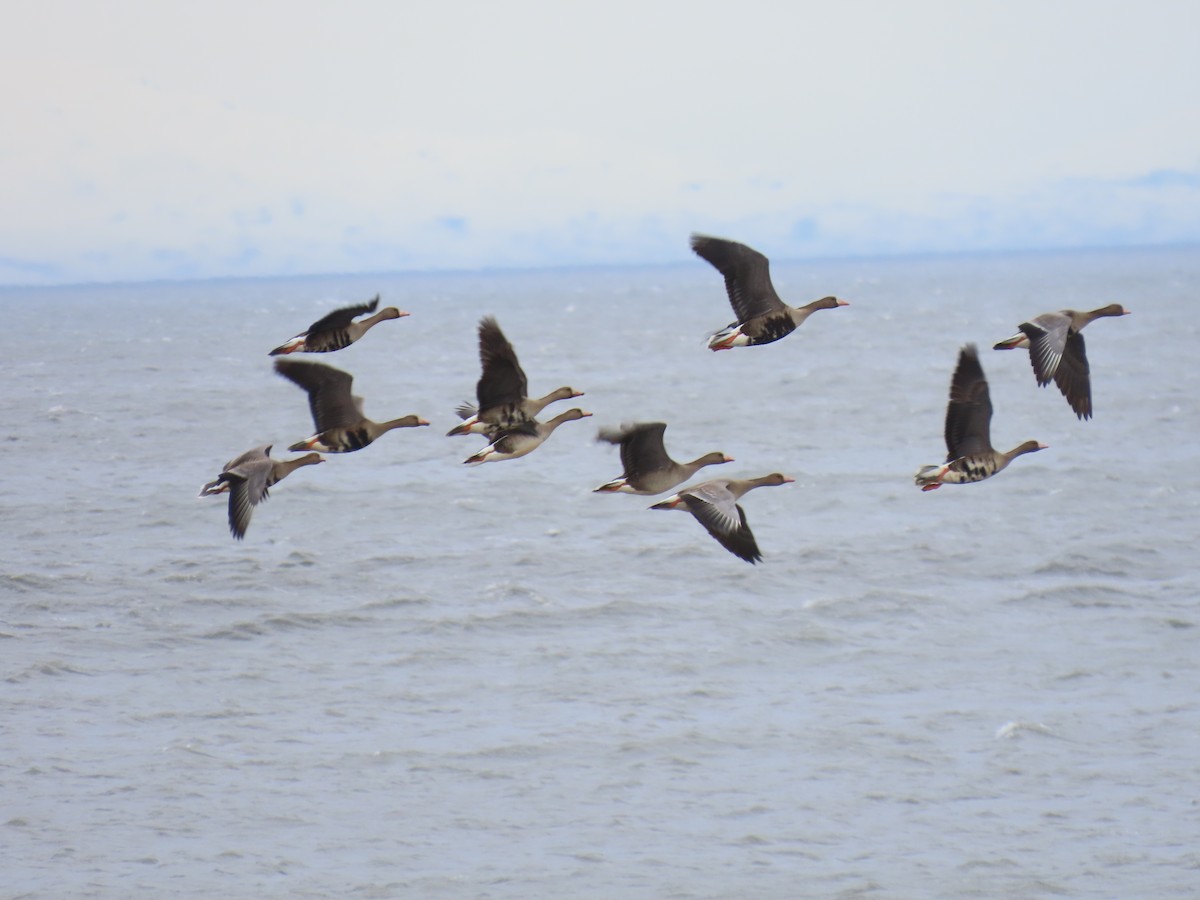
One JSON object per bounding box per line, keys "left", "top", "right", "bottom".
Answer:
{"left": 448, "top": 316, "right": 583, "bottom": 437}
{"left": 449, "top": 386, "right": 583, "bottom": 437}
{"left": 651, "top": 473, "right": 793, "bottom": 563}
{"left": 690, "top": 234, "right": 847, "bottom": 351}
{"left": 993, "top": 303, "right": 1129, "bottom": 419}
{"left": 269, "top": 295, "right": 408, "bottom": 355}
{"left": 463, "top": 408, "right": 592, "bottom": 465}
{"left": 274, "top": 358, "right": 429, "bottom": 453}
{"left": 915, "top": 344, "right": 1046, "bottom": 491}
{"left": 199, "top": 445, "right": 324, "bottom": 539}
{"left": 594, "top": 422, "right": 733, "bottom": 495}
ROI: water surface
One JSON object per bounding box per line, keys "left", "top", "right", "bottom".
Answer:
{"left": 2, "top": 246, "right": 1198, "bottom": 897}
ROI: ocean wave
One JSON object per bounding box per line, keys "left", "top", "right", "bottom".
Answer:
{"left": 199, "top": 609, "right": 378, "bottom": 641}
{"left": 1033, "top": 553, "right": 1141, "bottom": 578}
{"left": 5, "top": 660, "right": 92, "bottom": 682}
{"left": 0, "top": 572, "right": 60, "bottom": 594}
{"left": 1005, "top": 583, "right": 1137, "bottom": 608}
{"left": 356, "top": 594, "right": 433, "bottom": 611}
{"left": 994, "top": 720, "right": 1059, "bottom": 740}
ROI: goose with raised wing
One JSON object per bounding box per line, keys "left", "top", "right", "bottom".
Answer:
{"left": 594, "top": 422, "right": 733, "bottom": 495}
{"left": 448, "top": 315, "right": 582, "bottom": 436}
{"left": 915, "top": 344, "right": 1046, "bottom": 491}
{"left": 690, "top": 234, "right": 847, "bottom": 351}
{"left": 269, "top": 295, "right": 408, "bottom": 355}
{"left": 275, "top": 359, "right": 429, "bottom": 453}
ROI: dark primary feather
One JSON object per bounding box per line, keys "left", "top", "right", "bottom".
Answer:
{"left": 600, "top": 422, "right": 672, "bottom": 479}
{"left": 274, "top": 359, "right": 359, "bottom": 430}
{"left": 689, "top": 234, "right": 785, "bottom": 324}
{"left": 216, "top": 449, "right": 274, "bottom": 540}
{"left": 655, "top": 476, "right": 791, "bottom": 564}
{"left": 476, "top": 316, "right": 529, "bottom": 412}
{"left": 1020, "top": 319, "right": 1093, "bottom": 419}
{"left": 681, "top": 495, "right": 762, "bottom": 563}
{"left": 225, "top": 472, "right": 266, "bottom": 540}
{"left": 943, "top": 345, "right": 993, "bottom": 460}
{"left": 1052, "top": 331, "right": 1092, "bottom": 418}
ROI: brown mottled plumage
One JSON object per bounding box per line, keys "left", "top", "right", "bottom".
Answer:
{"left": 448, "top": 316, "right": 582, "bottom": 436}
{"left": 269, "top": 295, "right": 407, "bottom": 355}
{"left": 915, "top": 345, "right": 1046, "bottom": 491}
{"left": 690, "top": 234, "right": 847, "bottom": 350}
{"left": 274, "top": 359, "right": 428, "bottom": 453}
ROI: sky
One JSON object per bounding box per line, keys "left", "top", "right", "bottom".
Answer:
{"left": 2, "top": 0, "right": 1198, "bottom": 285}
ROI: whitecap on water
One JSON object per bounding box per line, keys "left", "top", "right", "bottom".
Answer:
{"left": 994, "top": 720, "right": 1057, "bottom": 740}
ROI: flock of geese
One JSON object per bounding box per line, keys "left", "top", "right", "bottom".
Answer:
{"left": 200, "top": 233, "right": 1130, "bottom": 562}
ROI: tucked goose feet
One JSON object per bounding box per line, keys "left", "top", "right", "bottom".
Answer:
{"left": 288, "top": 436, "right": 323, "bottom": 452}
{"left": 707, "top": 325, "right": 747, "bottom": 351}
{"left": 914, "top": 463, "right": 950, "bottom": 491}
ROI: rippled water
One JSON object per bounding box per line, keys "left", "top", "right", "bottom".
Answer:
{"left": 2, "top": 246, "right": 1198, "bottom": 897}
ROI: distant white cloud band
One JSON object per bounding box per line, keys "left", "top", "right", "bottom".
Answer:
{"left": 2, "top": 165, "right": 1197, "bottom": 285}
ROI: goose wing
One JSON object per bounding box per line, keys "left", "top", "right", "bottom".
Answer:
{"left": 305, "top": 295, "right": 379, "bottom": 334}
{"left": 943, "top": 345, "right": 993, "bottom": 459}
{"left": 690, "top": 234, "right": 786, "bottom": 323}
{"left": 476, "top": 317, "right": 529, "bottom": 413}
{"left": 274, "top": 359, "right": 360, "bottom": 430}
{"left": 1020, "top": 311, "right": 1092, "bottom": 418}
{"left": 1052, "top": 331, "right": 1092, "bottom": 419}
{"left": 679, "top": 481, "right": 763, "bottom": 563}
{"left": 601, "top": 422, "right": 673, "bottom": 478}
{"left": 1019, "top": 311, "right": 1071, "bottom": 384}
{"left": 220, "top": 444, "right": 271, "bottom": 473}
{"left": 224, "top": 457, "right": 273, "bottom": 540}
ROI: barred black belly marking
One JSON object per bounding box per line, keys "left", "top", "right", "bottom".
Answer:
{"left": 951, "top": 457, "right": 996, "bottom": 483}
{"left": 342, "top": 427, "right": 371, "bottom": 451}
{"left": 749, "top": 315, "right": 797, "bottom": 346}
{"left": 325, "top": 427, "right": 372, "bottom": 452}
{"left": 314, "top": 331, "right": 353, "bottom": 353}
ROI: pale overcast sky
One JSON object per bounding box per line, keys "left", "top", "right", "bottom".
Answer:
{"left": 2, "top": 0, "right": 1197, "bottom": 285}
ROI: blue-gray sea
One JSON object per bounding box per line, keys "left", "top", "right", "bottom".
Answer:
{"left": 2, "top": 246, "right": 1198, "bottom": 898}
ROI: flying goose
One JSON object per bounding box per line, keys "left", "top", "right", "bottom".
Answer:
{"left": 915, "top": 344, "right": 1046, "bottom": 491}
{"left": 199, "top": 445, "right": 324, "bottom": 539}
{"left": 449, "top": 386, "right": 583, "bottom": 437}
{"left": 269, "top": 295, "right": 408, "bottom": 355}
{"left": 594, "top": 422, "right": 733, "bottom": 495}
{"left": 690, "top": 234, "right": 847, "bottom": 351}
{"left": 462, "top": 408, "right": 592, "bottom": 465}
{"left": 650, "top": 473, "right": 794, "bottom": 563}
{"left": 448, "top": 315, "right": 582, "bottom": 436}
{"left": 274, "top": 358, "right": 429, "bottom": 453}
{"left": 993, "top": 303, "right": 1129, "bottom": 419}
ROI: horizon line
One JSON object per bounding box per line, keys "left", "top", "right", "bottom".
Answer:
{"left": 1, "top": 238, "right": 1195, "bottom": 292}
